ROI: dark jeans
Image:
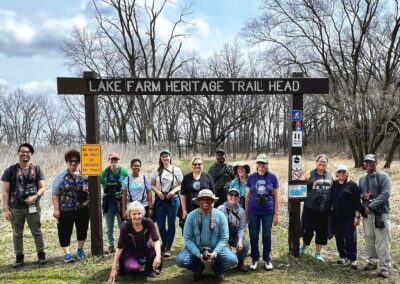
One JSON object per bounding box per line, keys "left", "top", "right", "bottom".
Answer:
{"left": 248, "top": 213, "right": 273, "bottom": 262}
{"left": 302, "top": 207, "right": 329, "bottom": 246}
{"left": 119, "top": 245, "right": 159, "bottom": 275}
{"left": 155, "top": 195, "right": 180, "bottom": 249}
{"left": 57, "top": 206, "right": 90, "bottom": 247}
{"left": 332, "top": 213, "right": 357, "bottom": 261}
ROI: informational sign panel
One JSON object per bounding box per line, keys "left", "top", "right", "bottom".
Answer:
{"left": 288, "top": 184, "right": 307, "bottom": 198}
{"left": 81, "top": 144, "right": 102, "bottom": 176}
{"left": 291, "top": 170, "right": 302, "bottom": 181}
{"left": 290, "top": 110, "right": 302, "bottom": 121}
{"left": 292, "top": 131, "right": 302, "bottom": 147}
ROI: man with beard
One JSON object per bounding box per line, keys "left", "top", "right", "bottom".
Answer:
{"left": 208, "top": 149, "right": 235, "bottom": 208}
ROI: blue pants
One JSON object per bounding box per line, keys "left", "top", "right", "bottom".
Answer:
{"left": 105, "top": 200, "right": 123, "bottom": 247}
{"left": 249, "top": 213, "right": 273, "bottom": 262}
{"left": 155, "top": 195, "right": 180, "bottom": 249}
{"left": 176, "top": 247, "right": 238, "bottom": 275}
{"left": 332, "top": 214, "right": 357, "bottom": 261}
{"left": 228, "top": 237, "right": 249, "bottom": 261}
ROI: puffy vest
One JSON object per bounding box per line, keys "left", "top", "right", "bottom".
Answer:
{"left": 304, "top": 169, "right": 332, "bottom": 212}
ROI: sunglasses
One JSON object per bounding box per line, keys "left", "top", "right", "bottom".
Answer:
{"left": 337, "top": 170, "right": 347, "bottom": 174}
{"left": 193, "top": 163, "right": 202, "bottom": 166}
{"left": 68, "top": 159, "right": 79, "bottom": 164}
{"left": 229, "top": 192, "right": 239, "bottom": 197}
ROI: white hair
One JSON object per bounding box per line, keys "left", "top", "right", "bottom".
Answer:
{"left": 126, "top": 201, "right": 145, "bottom": 219}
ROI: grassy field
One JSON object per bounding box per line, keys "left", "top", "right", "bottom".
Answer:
{"left": 0, "top": 150, "right": 399, "bottom": 283}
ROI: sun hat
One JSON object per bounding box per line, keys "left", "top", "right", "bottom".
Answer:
{"left": 233, "top": 161, "right": 250, "bottom": 175}
{"left": 192, "top": 189, "right": 219, "bottom": 205}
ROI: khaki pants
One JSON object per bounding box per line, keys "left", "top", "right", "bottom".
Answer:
{"left": 363, "top": 213, "right": 391, "bottom": 271}
{"left": 10, "top": 207, "right": 45, "bottom": 255}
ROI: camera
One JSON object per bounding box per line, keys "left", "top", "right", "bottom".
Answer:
{"left": 200, "top": 246, "right": 212, "bottom": 261}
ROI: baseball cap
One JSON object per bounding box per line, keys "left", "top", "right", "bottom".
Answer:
{"left": 160, "top": 148, "right": 171, "bottom": 156}
{"left": 256, "top": 154, "right": 268, "bottom": 164}
{"left": 228, "top": 188, "right": 240, "bottom": 195}
{"left": 363, "top": 154, "right": 377, "bottom": 162}
{"left": 108, "top": 152, "right": 120, "bottom": 160}
{"left": 216, "top": 148, "right": 225, "bottom": 155}
{"left": 336, "top": 164, "right": 348, "bottom": 172}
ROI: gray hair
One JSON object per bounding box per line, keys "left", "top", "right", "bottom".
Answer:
{"left": 126, "top": 201, "right": 145, "bottom": 219}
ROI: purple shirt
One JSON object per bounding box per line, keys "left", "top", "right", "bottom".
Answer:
{"left": 247, "top": 172, "right": 279, "bottom": 214}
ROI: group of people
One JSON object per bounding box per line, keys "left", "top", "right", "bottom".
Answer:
{"left": 299, "top": 154, "right": 392, "bottom": 278}
{"left": 0, "top": 144, "right": 393, "bottom": 282}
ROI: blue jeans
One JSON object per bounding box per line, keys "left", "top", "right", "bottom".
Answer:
{"left": 176, "top": 247, "right": 238, "bottom": 275}
{"left": 155, "top": 195, "right": 180, "bottom": 249}
{"left": 105, "top": 200, "right": 123, "bottom": 247}
{"left": 249, "top": 213, "right": 273, "bottom": 262}
{"left": 228, "top": 237, "right": 249, "bottom": 261}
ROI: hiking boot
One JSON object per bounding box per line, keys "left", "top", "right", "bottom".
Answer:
{"left": 264, "top": 261, "right": 273, "bottom": 271}
{"left": 13, "top": 254, "right": 24, "bottom": 268}
{"left": 337, "top": 257, "right": 347, "bottom": 265}
{"left": 107, "top": 246, "right": 115, "bottom": 254}
{"left": 237, "top": 260, "right": 248, "bottom": 272}
{"left": 37, "top": 252, "right": 47, "bottom": 265}
{"left": 249, "top": 260, "right": 258, "bottom": 271}
{"left": 215, "top": 274, "right": 225, "bottom": 283}
{"left": 350, "top": 260, "right": 357, "bottom": 269}
{"left": 363, "top": 262, "right": 377, "bottom": 271}
{"left": 378, "top": 270, "right": 390, "bottom": 278}
{"left": 299, "top": 244, "right": 307, "bottom": 254}
{"left": 314, "top": 252, "right": 324, "bottom": 262}
{"left": 63, "top": 253, "right": 75, "bottom": 263}
{"left": 76, "top": 248, "right": 85, "bottom": 260}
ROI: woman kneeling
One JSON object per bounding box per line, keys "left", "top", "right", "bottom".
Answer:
{"left": 108, "top": 201, "right": 162, "bottom": 283}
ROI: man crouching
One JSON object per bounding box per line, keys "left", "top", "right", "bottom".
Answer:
{"left": 176, "top": 189, "right": 238, "bottom": 283}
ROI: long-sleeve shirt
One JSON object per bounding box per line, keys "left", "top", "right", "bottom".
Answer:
{"left": 183, "top": 208, "right": 229, "bottom": 258}
{"left": 217, "top": 202, "right": 246, "bottom": 239}
{"left": 359, "top": 171, "right": 391, "bottom": 214}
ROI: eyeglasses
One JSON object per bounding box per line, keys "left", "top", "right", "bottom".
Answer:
{"left": 229, "top": 193, "right": 239, "bottom": 197}
{"left": 193, "top": 163, "right": 202, "bottom": 166}
{"left": 68, "top": 159, "right": 79, "bottom": 164}
{"left": 337, "top": 170, "right": 347, "bottom": 174}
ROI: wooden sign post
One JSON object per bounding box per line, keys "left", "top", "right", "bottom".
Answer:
{"left": 57, "top": 72, "right": 329, "bottom": 256}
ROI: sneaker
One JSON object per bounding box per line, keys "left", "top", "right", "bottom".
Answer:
{"left": 264, "top": 261, "right": 273, "bottom": 271}
{"left": 164, "top": 248, "right": 172, "bottom": 257}
{"left": 13, "top": 254, "right": 24, "bottom": 268}
{"left": 76, "top": 248, "right": 85, "bottom": 260}
{"left": 37, "top": 252, "right": 47, "bottom": 265}
{"left": 363, "top": 262, "right": 378, "bottom": 271}
{"left": 249, "top": 260, "right": 258, "bottom": 271}
{"left": 215, "top": 274, "right": 225, "bottom": 283}
{"left": 299, "top": 244, "right": 307, "bottom": 254}
{"left": 337, "top": 257, "right": 347, "bottom": 264}
{"left": 64, "top": 253, "right": 74, "bottom": 263}
{"left": 350, "top": 260, "right": 357, "bottom": 269}
{"left": 378, "top": 270, "right": 390, "bottom": 278}
{"left": 314, "top": 252, "right": 324, "bottom": 262}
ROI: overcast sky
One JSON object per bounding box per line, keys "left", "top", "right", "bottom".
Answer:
{"left": 0, "top": 0, "right": 260, "bottom": 96}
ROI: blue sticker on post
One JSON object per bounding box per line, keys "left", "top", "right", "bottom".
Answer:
{"left": 288, "top": 184, "right": 307, "bottom": 198}
{"left": 291, "top": 110, "right": 302, "bottom": 121}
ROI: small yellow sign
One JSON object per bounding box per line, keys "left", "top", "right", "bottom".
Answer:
{"left": 81, "top": 144, "right": 102, "bottom": 176}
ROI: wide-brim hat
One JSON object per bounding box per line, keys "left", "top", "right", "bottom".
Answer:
{"left": 363, "top": 154, "right": 377, "bottom": 162}
{"left": 256, "top": 154, "right": 268, "bottom": 164}
{"left": 192, "top": 189, "right": 219, "bottom": 205}
{"left": 233, "top": 161, "right": 250, "bottom": 175}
